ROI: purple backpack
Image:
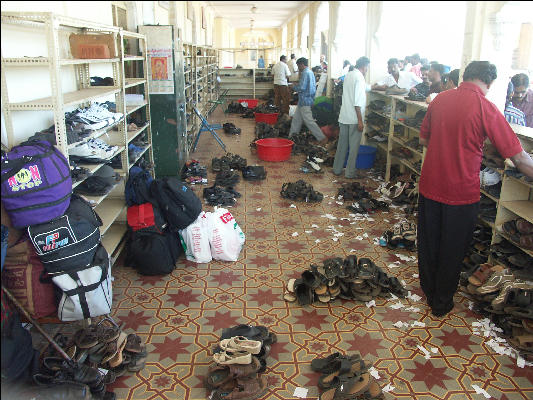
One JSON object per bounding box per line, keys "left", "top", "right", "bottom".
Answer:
{"left": 1, "top": 140, "right": 72, "bottom": 228}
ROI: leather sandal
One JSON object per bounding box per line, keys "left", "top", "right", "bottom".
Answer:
{"left": 311, "top": 353, "right": 362, "bottom": 374}
{"left": 318, "top": 359, "right": 372, "bottom": 389}
{"left": 206, "top": 357, "right": 261, "bottom": 389}
{"left": 220, "top": 336, "right": 262, "bottom": 354}
{"left": 320, "top": 372, "right": 372, "bottom": 400}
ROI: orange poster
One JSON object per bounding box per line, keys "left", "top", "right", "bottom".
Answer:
{"left": 151, "top": 57, "right": 168, "bottom": 81}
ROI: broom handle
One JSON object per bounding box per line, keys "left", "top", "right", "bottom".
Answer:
{"left": 2, "top": 285, "right": 73, "bottom": 363}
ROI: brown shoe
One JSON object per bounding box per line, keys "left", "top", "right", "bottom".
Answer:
{"left": 212, "top": 375, "right": 267, "bottom": 399}
{"left": 206, "top": 357, "right": 261, "bottom": 389}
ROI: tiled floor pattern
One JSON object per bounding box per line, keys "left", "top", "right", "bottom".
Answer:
{"left": 109, "top": 109, "right": 532, "bottom": 399}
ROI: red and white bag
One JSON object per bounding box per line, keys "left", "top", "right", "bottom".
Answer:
{"left": 207, "top": 208, "right": 245, "bottom": 261}
{"left": 179, "top": 211, "right": 212, "bottom": 263}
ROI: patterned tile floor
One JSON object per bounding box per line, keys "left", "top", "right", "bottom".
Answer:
{"left": 108, "top": 109, "right": 532, "bottom": 399}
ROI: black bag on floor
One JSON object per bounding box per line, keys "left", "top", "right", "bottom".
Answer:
{"left": 150, "top": 177, "right": 202, "bottom": 231}
{"left": 125, "top": 228, "right": 181, "bottom": 275}
{"left": 27, "top": 194, "right": 102, "bottom": 273}
{"left": 242, "top": 166, "right": 267, "bottom": 180}
{"left": 1, "top": 312, "right": 40, "bottom": 383}
{"left": 125, "top": 166, "right": 153, "bottom": 206}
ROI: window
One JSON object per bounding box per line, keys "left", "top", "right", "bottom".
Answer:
{"left": 336, "top": 1, "right": 366, "bottom": 77}
{"left": 112, "top": 4, "right": 127, "bottom": 30}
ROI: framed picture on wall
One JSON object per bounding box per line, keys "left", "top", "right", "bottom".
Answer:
{"left": 202, "top": 7, "right": 207, "bottom": 29}
{"left": 186, "top": 1, "right": 194, "bottom": 21}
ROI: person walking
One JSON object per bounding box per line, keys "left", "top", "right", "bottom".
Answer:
{"left": 288, "top": 57, "right": 327, "bottom": 144}
{"left": 272, "top": 55, "right": 291, "bottom": 115}
{"left": 333, "top": 56, "right": 370, "bottom": 179}
{"left": 417, "top": 61, "right": 533, "bottom": 318}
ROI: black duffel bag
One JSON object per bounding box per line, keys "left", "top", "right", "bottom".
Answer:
{"left": 27, "top": 194, "right": 102, "bottom": 273}
{"left": 150, "top": 177, "right": 202, "bottom": 231}
{"left": 125, "top": 228, "right": 182, "bottom": 276}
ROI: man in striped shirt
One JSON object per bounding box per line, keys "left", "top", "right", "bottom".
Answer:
{"left": 505, "top": 81, "right": 526, "bottom": 126}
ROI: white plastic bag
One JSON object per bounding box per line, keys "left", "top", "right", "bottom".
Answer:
{"left": 179, "top": 211, "right": 212, "bottom": 263}
{"left": 207, "top": 208, "right": 245, "bottom": 261}
{"left": 289, "top": 105, "right": 297, "bottom": 117}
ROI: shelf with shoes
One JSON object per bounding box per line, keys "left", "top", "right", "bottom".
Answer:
{"left": 491, "top": 129, "right": 533, "bottom": 262}
{"left": 0, "top": 13, "right": 153, "bottom": 265}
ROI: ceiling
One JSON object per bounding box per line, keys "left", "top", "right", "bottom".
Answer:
{"left": 206, "top": 1, "right": 308, "bottom": 29}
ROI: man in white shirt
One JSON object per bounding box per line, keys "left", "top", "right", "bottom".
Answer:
{"left": 333, "top": 56, "right": 371, "bottom": 179}
{"left": 272, "top": 55, "right": 292, "bottom": 115}
{"left": 289, "top": 54, "right": 298, "bottom": 74}
{"left": 372, "top": 58, "right": 421, "bottom": 91}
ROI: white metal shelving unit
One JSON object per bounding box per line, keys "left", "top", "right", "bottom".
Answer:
{"left": 1, "top": 12, "right": 152, "bottom": 266}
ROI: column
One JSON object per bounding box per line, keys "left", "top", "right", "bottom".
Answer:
{"left": 309, "top": 1, "right": 320, "bottom": 66}
{"left": 327, "top": 1, "right": 340, "bottom": 96}
{"left": 365, "top": 1, "right": 383, "bottom": 84}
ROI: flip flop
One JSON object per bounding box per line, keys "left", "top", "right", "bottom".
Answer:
{"left": 220, "top": 336, "right": 262, "bottom": 354}
{"left": 108, "top": 332, "right": 128, "bottom": 368}
{"left": 318, "top": 359, "right": 373, "bottom": 389}
{"left": 311, "top": 353, "right": 361, "bottom": 374}
{"left": 124, "top": 334, "right": 143, "bottom": 354}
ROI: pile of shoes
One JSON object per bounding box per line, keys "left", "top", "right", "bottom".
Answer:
{"left": 463, "top": 224, "right": 492, "bottom": 270}
{"left": 385, "top": 85, "right": 409, "bottom": 96}
{"left": 491, "top": 239, "right": 532, "bottom": 270}
{"left": 181, "top": 159, "right": 208, "bottom": 185}
{"left": 242, "top": 165, "right": 266, "bottom": 181}
{"left": 391, "top": 146, "right": 413, "bottom": 159}
{"left": 74, "top": 165, "right": 121, "bottom": 196}
{"left": 506, "top": 167, "right": 533, "bottom": 184}
{"left": 283, "top": 256, "right": 407, "bottom": 305}
{"left": 255, "top": 122, "right": 280, "bottom": 139}
{"left": 368, "top": 100, "right": 386, "bottom": 113}
{"left": 90, "top": 76, "right": 114, "bottom": 86}
{"left": 291, "top": 132, "right": 329, "bottom": 159}
{"left": 502, "top": 218, "right": 533, "bottom": 251}
{"left": 479, "top": 195, "right": 497, "bottom": 224}
{"left": 404, "top": 137, "right": 423, "bottom": 152}
{"left": 300, "top": 155, "right": 325, "bottom": 173}
{"left": 347, "top": 198, "right": 389, "bottom": 214}
{"left": 365, "top": 129, "right": 388, "bottom": 143}
{"left": 405, "top": 90, "right": 427, "bottom": 102}
{"left": 460, "top": 263, "right": 533, "bottom": 359}
{"left": 70, "top": 138, "right": 119, "bottom": 163}
{"left": 206, "top": 325, "right": 277, "bottom": 399}
{"left": 365, "top": 113, "right": 388, "bottom": 131}
{"left": 212, "top": 153, "right": 248, "bottom": 172}
{"left": 203, "top": 185, "right": 240, "bottom": 206}
{"left": 379, "top": 220, "right": 417, "bottom": 251}
{"left": 274, "top": 114, "right": 291, "bottom": 137}
{"left": 311, "top": 352, "right": 382, "bottom": 400}
{"left": 404, "top": 109, "right": 426, "bottom": 129}
{"left": 377, "top": 180, "right": 417, "bottom": 205}
{"left": 215, "top": 170, "right": 241, "bottom": 187}
{"left": 223, "top": 122, "right": 241, "bottom": 135}
{"left": 70, "top": 160, "right": 92, "bottom": 184}
{"left": 39, "top": 321, "right": 147, "bottom": 399}
{"left": 254, "top": 103, "right": 279, "bottom": 114}
{"left": 241, "top": 109, "right": 255, "bottom": 118}
{"left": 226, "top": 102, "right": 247, "bottom": 114}
{"left": 281, "top": 180, "right": 323, "bottom": 202}
{"left": 337, "top": 182, "right": 371, "bottom": 201}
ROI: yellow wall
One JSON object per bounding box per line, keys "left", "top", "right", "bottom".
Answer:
{"left": 232, "top": 28, "right": 282, "bottom": 68}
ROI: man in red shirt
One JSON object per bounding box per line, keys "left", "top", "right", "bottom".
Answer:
{"left": 418, "top": 61, "right": 533, "bottom": 317}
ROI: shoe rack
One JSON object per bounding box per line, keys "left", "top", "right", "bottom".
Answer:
{"left": 0, "top": 12, "right": 153, "bottom": 266}
{"left": 364, "top": 91, "right": 428, "bottom": 182}
{"left": 182, "top": 43, "right": 219, "bottom": 153}
{"left": 363, "top": 89, "right": 533, "bottom": 263}
{"left": 218, "top": 67, "right": 274, "bottom": 101}
{"left": 491, "top": 127, "right": 533, "bottom": 263}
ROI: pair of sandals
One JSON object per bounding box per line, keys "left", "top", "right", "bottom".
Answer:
{"left": 280, "top": 180, "right": 323, "bottom": 203}
{"left": 338, "top": 182, "right": 370, "bottom": 201}
{"left": 223, "top": 122, "right": 241, "bottom": 135}
{"left": 503, "top": 218, "right": 533, "bottom": 251}
{"left": 203, "top": 185, "right": 240, "bottom": 206}
{"left": 213, "top": 336, "right": 263, "bottom": 365}
{"left": 215, "top": 170, "right": 240, "bottom": 187}
{"left": 311, "top": 353, "right": 382, "bottom": 399}
{"left": 347, "top": 198, "right": 389, "bottom": 214}
{"left": 71, "top": 323, "right": 146, "bottom": 372}
{"left": 378, "top": 181, "right": 409, "bottom": 199}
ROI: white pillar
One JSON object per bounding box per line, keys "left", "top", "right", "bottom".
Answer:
{"left": 365, "top": 1, "right": 383, "bottom": 84}
{"left": 327, "top": 1, "right": 340, "bottom": 96}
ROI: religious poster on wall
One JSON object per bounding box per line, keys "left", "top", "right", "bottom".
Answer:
{"left": 147, "top": 48, "right": 174, "bottom": 94}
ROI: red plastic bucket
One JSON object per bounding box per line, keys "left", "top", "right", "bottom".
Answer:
{"left": 255, "top": 112, "right": 279, "bottom": 125}
{"left": 238, "top": 99, "right": 258, "bottom": 108}
{"left": 255, "top": 138, "right": 294, "bottom": 162}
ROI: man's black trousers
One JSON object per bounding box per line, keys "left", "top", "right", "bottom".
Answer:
{"left": 417, "top": 194, "right": 480, "bottom": 316}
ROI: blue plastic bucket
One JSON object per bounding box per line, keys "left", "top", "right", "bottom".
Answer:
{"left": 344, "top": 145, "right": 377, "bottom": 169}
